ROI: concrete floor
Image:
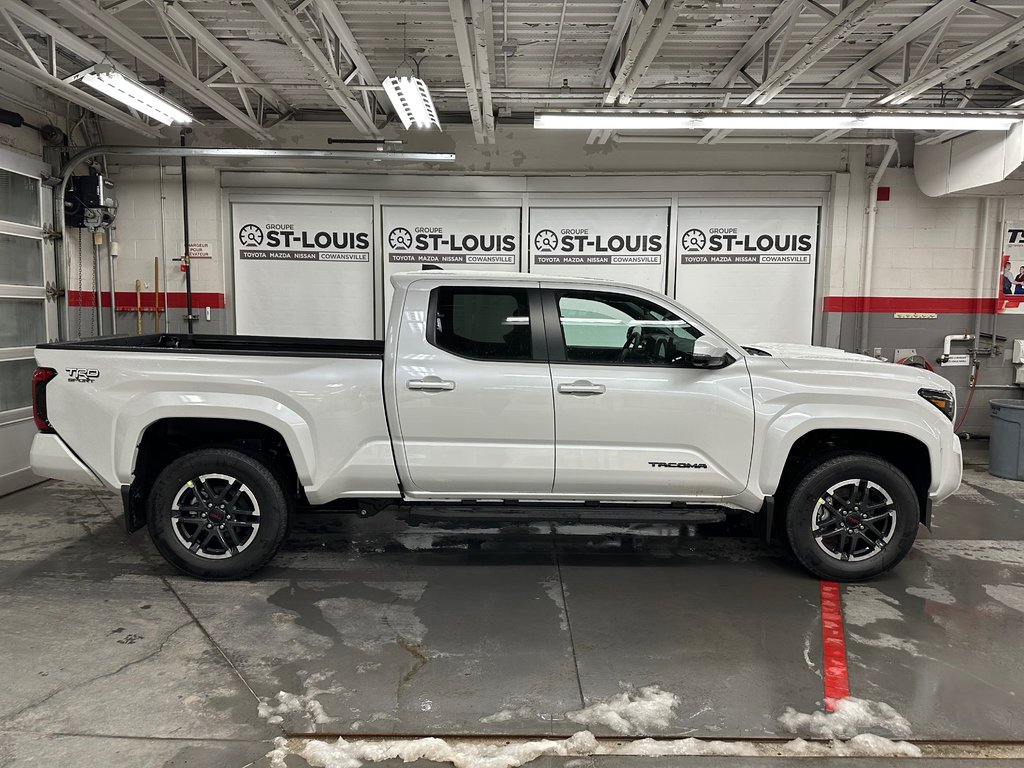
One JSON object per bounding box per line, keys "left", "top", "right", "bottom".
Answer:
{"left": 1, "top": 439, "right": 1024, "bottom": 766}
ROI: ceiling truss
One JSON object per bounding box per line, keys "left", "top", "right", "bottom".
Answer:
{"left": 0, "top": 0, "right": 1023, "bottom": 143}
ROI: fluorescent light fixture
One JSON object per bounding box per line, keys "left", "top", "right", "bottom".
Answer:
{"left": 533, "top": 109, "right": 1023, "bottom": 132}
{"left": 68, "top": 64, "right": 192, "bottom": 126}
{"left": 383, "top": 76, "right": 441, "bottom": 130}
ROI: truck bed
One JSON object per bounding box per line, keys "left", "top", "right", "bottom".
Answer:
{"left": 38, "top": 333, "right": 384, "bottom": 359}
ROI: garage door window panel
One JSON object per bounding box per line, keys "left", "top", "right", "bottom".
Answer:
{"left": 0, "top": 234, "right": 43, "bottom": 287}
{"left": 554, "top": 290, "right": 702, "bottom": 367}
{"left": 0, "top": 169, "right": 41, "bottom": 228}
{"left": 0, "top": 297, "right": 46, "bottom": 349}
{"left": 429, "top": 286, "right": 539, "bottom": 361}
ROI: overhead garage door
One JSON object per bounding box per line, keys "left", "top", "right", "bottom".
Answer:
{"left": 381, "top": 203, "right": 521, "bottom": 315}
{"left": 0, "top": 154, "right": 56, "bottom": 496}
{"left": 528, "top": 205, "right": 669, "bottom": 292}
{"left": 675, "top": 206, "right": 819, "bottom": 345}
{"left": 232, "top": 200, "right": 375, "bottom": 338}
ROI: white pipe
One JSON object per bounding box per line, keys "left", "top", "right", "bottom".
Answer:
{"left": 858, "top": 141, "right": 899, "bottom": 353}
{"left": 973, "top": 197, "right": 992, "bottom": 347}
{"left": 942, "top": 333, "right": 975, "bottom": 358}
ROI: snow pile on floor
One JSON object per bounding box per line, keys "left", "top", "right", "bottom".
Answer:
{"left": 267, "top": 731, "right": 600, "bottom": 768}
{"left": 566, "top": 684, "right": 679, "bottom": 735}
{"left": 778, "top": 696, "right": 912, "bottom": 740}
{"left": 266, "top": 728, "right": 922, "bottom": 768}
{"left": 258, "top": 672, "right": 344, "bottom": 726}
{"left": 780, "top": 734, "right": 920, "bottom": 758}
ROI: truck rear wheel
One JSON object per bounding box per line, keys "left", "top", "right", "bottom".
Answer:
{"left": 784, "top": 453, "right": 919, "bottom": 581}
{"left": 147, "top": 448, "right": 290, "bottom": 579}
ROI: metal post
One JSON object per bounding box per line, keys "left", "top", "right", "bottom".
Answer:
{"left": 107, "top": 225, "right": 117, "bottom": 335}
{"left": 181, "top": 132, "right": 194, "bottom": 334}
{"left": 92, "top": 230, "right": 103, "bottom": 336}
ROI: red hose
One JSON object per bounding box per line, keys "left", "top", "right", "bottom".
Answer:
{"left": 954, "top": 363, "right": 979, "bottom": 433}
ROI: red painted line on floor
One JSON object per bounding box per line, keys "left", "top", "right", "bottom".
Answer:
{"left": 819, "top": 580, "right": 850, "bottom": 711}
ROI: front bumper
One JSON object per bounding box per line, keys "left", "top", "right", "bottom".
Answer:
{"left": 930, "top": 430, "right": 963, "bottom": 503}
{"left": 30, "top": 433, "right": 103, "bottom": 487}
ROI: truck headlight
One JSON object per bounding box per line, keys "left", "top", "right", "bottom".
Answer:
{"left": 919, "top": 388, "right": 954, "bottom": 421}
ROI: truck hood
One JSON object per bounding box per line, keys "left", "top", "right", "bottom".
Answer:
{"left": 744, "top": 341, "right": 955, "bottom": 392}
{"left": 744, "top": 342, "right": 881, "bottom": 363}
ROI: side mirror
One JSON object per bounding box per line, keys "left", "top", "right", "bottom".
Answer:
{"left": 691, "top": 337, "right": 730, "bottom": 368}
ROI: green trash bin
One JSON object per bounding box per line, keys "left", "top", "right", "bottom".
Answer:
{"left": 990, "top": 399, "right": 1024, "bottom": 480}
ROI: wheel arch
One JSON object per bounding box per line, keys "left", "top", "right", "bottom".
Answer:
{"left": 124, "top": 417, "right": 302, "bottom": 533}
{"left": 772, "top": 428, "right": 932, "bottom": 526}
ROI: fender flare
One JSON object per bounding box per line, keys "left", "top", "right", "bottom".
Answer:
{"left": 755, "top": 403, "right": 943, "bottom": 497}
{"left": 113, "top": 392, "right": 316, "bottom": 487}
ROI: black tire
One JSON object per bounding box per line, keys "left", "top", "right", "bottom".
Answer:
{"left": 147, "top": 448, "right": 290, "bottom": 580}
{"left": 784, "top": 453, "right": 919, "bottom": 581}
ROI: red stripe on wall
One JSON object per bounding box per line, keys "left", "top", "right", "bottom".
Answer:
{"left": 819, "top": 580, "right": 851, "bottom": 711}
{"left": 823, "top": 296, "right": 999, "bottom": 314}
{"left": 67, "top": 290, "right": 226, "bottom": 310}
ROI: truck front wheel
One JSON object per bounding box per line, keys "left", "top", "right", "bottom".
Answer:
{"left": 784, "top": 453, "right": 919, "bottom": 581}
{"left": 147, "top": 448, "right": 290, "bottom": 579}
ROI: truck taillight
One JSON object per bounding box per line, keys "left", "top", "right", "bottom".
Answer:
{"left": 32, "top": 367, "right": 57, "bottom": 433}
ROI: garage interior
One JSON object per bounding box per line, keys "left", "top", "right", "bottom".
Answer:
{"left": 4, "top": 0, "right": 1024, "bottom": 766}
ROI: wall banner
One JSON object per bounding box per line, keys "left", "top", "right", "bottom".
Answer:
{"left": 381, "top": 205, "right": 521, "bottom": 311}
{"left": 382, "top": 206, "right": 519, "bottom": 266}
{"left": 528, "top": 206, "right": 668, "bottom": 291}
{"left": 232, "top": 201, "right": 375, "bottom": 338}
{"left": 675, "top": 206, "right": 819, "bottom": 344}
{"left": 998, "top": 221, "right": 1024, "bottom": 314}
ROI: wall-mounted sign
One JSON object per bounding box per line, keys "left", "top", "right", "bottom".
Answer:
{"left": 529, "top": 206, "right": 668, "bottom": 291}
{"left": 382, "top": 205, "right": 520, "bottom": 310}
{"left": 997, "top": 221, "right": 1024, "bottom": 314}
{"left": 232, "top": 201, "right": 374, "bottom": 338}
{"left": 675, "top": 206, "right": 819, "bottom": 344}
{"left": 187, "top": 241, "right": 212, "bottom": 260}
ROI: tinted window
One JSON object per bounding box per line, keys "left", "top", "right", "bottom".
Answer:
{"left": 557, "top": 291, "right": 702, "bottom": 366}
{"left": 433, "top": 287, "right": 533, "bottom": 360}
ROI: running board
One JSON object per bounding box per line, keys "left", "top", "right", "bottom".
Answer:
{"left": 392, "top": 503, "right": 728, "bottom": 525}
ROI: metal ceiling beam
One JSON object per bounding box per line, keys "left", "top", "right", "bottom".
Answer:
{"left": 744, "top": 0, "right": 891, "bottom": 105}
{"left": 879, "top": 11, "right": 1024, "bottom": 104}
{"left": 961, "top": 41, "right": 1024, "bottom": 88}
{"left": 0, "top": 46, "right": 164, "bottom": 137}
{"left": 310, "top": 0, "right": 380, "bottom": 87}
{"left": 47, "top": 0, "right": 275, "bottom": 140}
{"left": 827, "top": 0, "right": 976, "bottom": 88}
{"left": 0, "top": 0, "right": 105, "bottom": 64}
{"left": 604, "top": 0, "right": 677, "bottom": 105}
{"left": 617, "top": 0, "right": 700, "bottom": 104}
{"left": 907, "top": 6, "right": 960, "bottom": 81}
{"left": 448, "top": 0, "right": 486, "bottom": 143}
{"left": 249, "top": 0, "right": 378, "bottom": 135}
{"left": 162, "top": 1, "right": 290, "bottom": 115}
{"left": 595, "top": 0, "right": 637, "bottom": 87}
{"left": 708, "top": 0, "right": 804, "bottom": 90}
{"left": 470, "top": 0, "right": 496, "bottom": 138}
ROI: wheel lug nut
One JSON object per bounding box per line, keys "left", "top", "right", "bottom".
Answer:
{"left": 206, "top": 523, "right": 212, "bottom": 529}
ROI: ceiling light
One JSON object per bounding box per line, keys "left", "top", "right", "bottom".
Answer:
{"left": 383, "top": 76, "right": 441, "bottom": 130}
{"left": 67, "top": 64, "right": 192, "bottom": 126}
{"left": 533, "top": 109, "right": 1022, "bottom": 132}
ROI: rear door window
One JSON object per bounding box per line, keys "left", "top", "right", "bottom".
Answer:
{"left": 430, "top": 286, "right": 535, "bottom": 361}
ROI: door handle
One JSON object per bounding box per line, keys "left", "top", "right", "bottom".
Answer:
{"left": 407, "top": 377, "right": 456, "bottom": 392}
{"left": 557, "top": 380, "right": 606, "bottom": 396}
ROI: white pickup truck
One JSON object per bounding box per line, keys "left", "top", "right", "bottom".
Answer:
{"left": 30, "top": 271, "right": 962, "bottom": 581}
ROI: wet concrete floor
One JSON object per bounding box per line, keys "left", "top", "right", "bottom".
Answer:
{"left": 1, "top": 440, "right": 1023, "bottom": 766}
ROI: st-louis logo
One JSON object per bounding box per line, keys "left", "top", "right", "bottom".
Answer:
{"left": 680, "top": 228, "right": 707, "bottom": 251}
{"left": 534, "top": 229, "right": 558, "bottom": 252}
{"left": 388, "top": 227, "right": 413, "bottom": 250}
{"left": 238, "top": 224, "right": 264, "bottom": 247}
